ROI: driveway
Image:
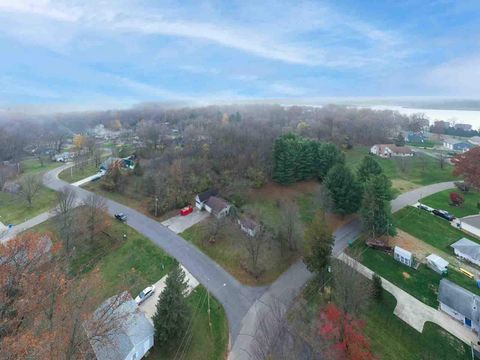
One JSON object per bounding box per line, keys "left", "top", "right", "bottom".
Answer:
{"left": 139, "top": 265, "right": 200, "bottom": 320}
{"left": 161, "top": 208, "right": 209, "bottom": 234}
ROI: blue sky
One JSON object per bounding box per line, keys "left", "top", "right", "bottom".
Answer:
{"left": 1, "top": 0, "right": 480, "bottom": 109}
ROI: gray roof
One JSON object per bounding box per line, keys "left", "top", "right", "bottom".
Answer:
{"left": 451, "top": 238, "right": 480, "bottom": 261}
{"left": 205, "top": 196, "right": 230, "bottom": 214}
{"left": 239, "top": 217, "right": 259, "bottom": 231}
{"left": 85, "top": 292, "right": 154, "bottom": 360}
{"left": 461, "top": 215, "right": 480, "bottom": 229}
{"left": 439, "top": 279, "right": 480, "bottom": 322}
{"left": 196, "top": 189, "right": 218, "bottom": 203}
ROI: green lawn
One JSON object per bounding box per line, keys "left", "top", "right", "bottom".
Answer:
{"left": 301, "top": 279, "right": 472, "bottom": 359}
{"left": 0, "top": 158, "right": 61, "bottom": 225}
{"left": 58, "top": 162, "right": 100, "bottom": 183}
{"left": 148, "top": 286, "right": 228, "bottom": 360}
{"left": 422, "top": 189, "right": 480, "bottom": 218}
{"left": 348, "top": 241, "right": 480, "bottom": 307}
{"left": 344, "top": 146, "right": 458, "bottom": 194}
{"left": 394, "top": 207, "right": 478, "bottom": 252}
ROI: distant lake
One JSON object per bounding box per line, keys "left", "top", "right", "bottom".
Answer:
{"left": 370, "top": 105, "right": 480, "bottom": 130}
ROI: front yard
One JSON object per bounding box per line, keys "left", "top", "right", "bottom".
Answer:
{"left": 421, "top": 189, "right": 480, "bottom": 218}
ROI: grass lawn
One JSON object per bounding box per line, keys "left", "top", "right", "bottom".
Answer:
{"left": 421, "top": 189, "right": 480, "bottom": 218}
{"left": 348, "top": 240, "right": 480, "bottom": 307}
{"left": 148, "top": 286, "right": 228, "bottom": 360}
{"left": 394, "top": 207, "right": 478, "bottom": 252}
{"left": 300, "top": 280, "right": 472, "bottom": 359}
{"left": 344, "top": 146, "right": 458, "bottom": 194}
{"left": 0, "top": 158, "right": 62, "bottom": 225}
{"left": 58, "top": 161, "right": 100, "bottom": 183}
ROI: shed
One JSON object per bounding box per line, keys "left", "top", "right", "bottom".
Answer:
{"left": 451, "top": 238, "right": 480, "bottom": 266}
{"left": 394, "top": 246, "right": 413, "bottom": 267}
{"left": 238, "top": 217, "right": 260, "bottom": 237}
{"left": 426, "top": 254, "right": 449, "bottom": 274}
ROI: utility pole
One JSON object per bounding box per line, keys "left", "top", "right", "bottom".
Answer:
{"left": 155, "top": 196, "right": 159, "bottom": 217}
{"left": 207, "top": 279, "right": 212, "bottom": 332}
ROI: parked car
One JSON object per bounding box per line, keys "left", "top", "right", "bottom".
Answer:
{"left": 417, "top": 203, "right": 434, "bottom": 212}
{"left": 135, "top": 285, "right": 155, "bottom": 305}
{"left": 114, "top": 213, "right": 127, "bottom": 222}
{"left": 180, "top": 205, "right": 193, "bottom": 216}
{"left": 432, "top": 209, "right": 455, "bottom": 221}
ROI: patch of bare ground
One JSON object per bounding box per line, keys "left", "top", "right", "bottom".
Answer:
{"left": 248, "top": 181, "right": 321, "bottom": 202}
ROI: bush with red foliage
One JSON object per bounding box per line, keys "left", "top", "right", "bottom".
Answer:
{"left": 450, "top": 192, "right": 464, "bottom": 206}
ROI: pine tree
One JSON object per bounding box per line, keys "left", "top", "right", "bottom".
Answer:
{"left": 372, "top": 273, "right": 383, "bottom": 302}
{"left": 152, "top": 264, "right": 191, "bottom": 349}
{"left": 303, "top": 211, "right": 334, "bottom": 275}
{"left": 317, "top": 143, "right": 345, "bottom": 180}
{"left": 324, "top": 164, "right": 362, "bottom": 215}
{"left": 357, "top": 156, "right": 383, "bottom": 183}
{"left": 360, "top": 174, "right": 396, "bottom": 240}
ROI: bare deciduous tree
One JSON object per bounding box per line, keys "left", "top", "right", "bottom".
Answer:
{"left": 19, "top": 174, "right": 42, "bottom": 207}
{"left": 242, "top": 224, "right": 269, "bottom": 277}
{"left": 53, "top": 187, "right": 78, "bottom": 252}
{"left": 82, "top": 194, "right": 110, "bottom": 243}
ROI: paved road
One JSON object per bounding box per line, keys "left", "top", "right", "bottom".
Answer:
{"left": 38, "top": 165, "right": 455, "bottom": 359}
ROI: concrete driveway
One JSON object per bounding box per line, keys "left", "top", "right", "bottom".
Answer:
{"left": 161, "top": 208, "right": 209, "bottom": 234}
{"left": 138, "top": 265, "right": 200, "bottom": 320}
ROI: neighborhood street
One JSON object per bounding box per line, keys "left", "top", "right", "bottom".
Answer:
{"left": 29, "top": 165, "right": 455, "bottom": 359}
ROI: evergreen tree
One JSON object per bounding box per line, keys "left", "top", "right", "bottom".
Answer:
{"left": 317, "top": 143, "right": 345, "bottom": 180}
{"left": 394, "top": 133, "right": 405, "bottom": 146}
{"left": 360, "top": 174, "right": 396, "bottom": 240}
{"left": 357, "top": 156, "right": 383, "bottom": 183}
{"left": 324, "top": 165, "right": 362, "bottom": 215}
{"left": 372, "top": 273, "right": 383, "bottom": 302}
{"left": 152, "top": 264, "right": 191, "bottom": 349}
{"left": 304, "top": 211, "right": 334, "bottom": 276}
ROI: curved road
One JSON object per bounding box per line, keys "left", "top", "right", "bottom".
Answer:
{"left": 41, "top": 165, "right": 455, "bottom": 359}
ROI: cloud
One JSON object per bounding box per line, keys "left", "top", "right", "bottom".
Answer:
{"left": 425, "top": 54, "right": 480, "bottom": 95}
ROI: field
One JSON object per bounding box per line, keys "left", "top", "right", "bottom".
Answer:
{"left": 299, "top": 280, "right": 472, "bottom": 360}
{"left": 421, "top": 189, "right": 480, "bottom": 218}
{"left": 344, "top": 146, "right": 457, "bottom": 195}
{"left": 394, "top": 207, "right": 478, "bottom": 252}
{"left": 58, "top": 161, "right": 101, "bottom": 183}
{"left": 0, "top": 158, "right": 61, "bottom": 225}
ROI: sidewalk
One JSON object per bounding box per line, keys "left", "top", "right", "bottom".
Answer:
{"left": 0, "top": 211, "right": 53, "bottom": 243}
{"left": 337, "top": 253, "right": 479, "bottom": 348}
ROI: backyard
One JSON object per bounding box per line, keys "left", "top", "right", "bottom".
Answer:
{"left": 344, "top": 146, "right": 458, "bottom": 195}
{"left": 0, "top": 158, "right": 61, "bottom": 225}
{"left": 422, "top": 189, "right": 480, "bottom": 218}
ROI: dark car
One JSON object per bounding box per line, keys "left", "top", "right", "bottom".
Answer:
{"left": 432, "top": 209, "right": 455, "bottom": 221}
{"left": 115, "top": 213, "right": 127, "bottom": 222}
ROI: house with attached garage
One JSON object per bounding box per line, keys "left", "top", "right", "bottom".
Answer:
{"left": 451, "top": 238, "right": 480, "bottom": 266}
{"left": 370, "top": 144, "right": 414, "bottom": 158}
{"left": 438, "top": 279, "right": 480, "bottom": 333}
{"left": 84, "top": 292, "right": 154, "bottom": 360}
{"left": 458, "top": 215, "right": 480, "bottom": 239}
{"left": 195, "top": 189, "right": 218, "bottom": 210}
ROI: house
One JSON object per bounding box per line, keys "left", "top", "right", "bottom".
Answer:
{"left": 468, "top": 136, "right": 480, "bottom": 146}
{"left": 459, "top": 215, "right": 480, "bottom": 239}
{"left": 405, "top": 132, "right": 426, "bottom": 144}
{"left": 195, "top": 189, "right": 218, "bottom": 210}
{"left": 443, "top": 140, "right": 474, "bottom": 152}
{"left": 455, "top": 123, "right": 473, "bottom": 131}
{"left": 370, "top": 144, "right": 414, "bottom": 158}
{"left": 393, "top": 246, "right": 414, "bottom": 267}
{"left": 204, "top": 196, "right": 231, "bottom": 219}
{"left": 238, "top": 217, "right": 260, "bottom": 237}
{"left": 438, "top": 279, "right": 480, "bottom": 333}
{"left": 426, "top": 254, "right": 449, "bottom": 275}
{"left": 100, "top": 157, "right": 135, "bottom": 172}
{"left": 451, "top": 238, "right": 480, "bottom": 266}
{"left": 434, "top": 120, "right": 450, "bottom": 129}
{"left": 85, "top": 292, "right": 154, "bottom": 360}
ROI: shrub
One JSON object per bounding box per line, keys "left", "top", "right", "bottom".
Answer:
{"left": 450, "top": 192, "right": 464, "bottom": 206}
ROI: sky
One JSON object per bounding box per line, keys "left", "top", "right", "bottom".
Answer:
{"left": 1, "top": 0, "right": 480, "bottom": 110}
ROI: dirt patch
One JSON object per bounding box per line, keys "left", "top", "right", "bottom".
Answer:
{"left": 402, "top": 272, "right": 411, "bottom": 280}
{"left": 390, "top": 230, "right": 435, "bottom": 261}
{"left": 248, "top": 181, "right": 320, "bottom": 202}
{"left": 391, "top": 179, "right": 418, "bottom": 193}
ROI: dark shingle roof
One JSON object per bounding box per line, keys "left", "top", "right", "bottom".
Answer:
{"left": 197, "top": 189, "right": 217, "bottom": 203}
{"left": 205, "top": 196, "right": 230, "bottom": 214}
{"left": 439, "top": 279, "right": 480, "bottom": 322}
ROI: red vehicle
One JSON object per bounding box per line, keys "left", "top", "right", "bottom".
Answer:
{"left": 180, "top": 205, "right": 193, "bottom": 216}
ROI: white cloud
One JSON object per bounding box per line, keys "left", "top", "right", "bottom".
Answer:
{"left": 269, "top": 82, "right": 308, "bottom": 96}
{"left": 425, "top": 55, "right": 480, "bottom": 95}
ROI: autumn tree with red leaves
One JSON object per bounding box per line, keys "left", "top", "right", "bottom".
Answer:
{"left": 319, "top": 303, "right": 377, "bottom": 360}
{"left": 452, "top": 147, "right": 480, "bottom": 189}
{"left": 450, "top": 192, "right": 464, "bottom": 206}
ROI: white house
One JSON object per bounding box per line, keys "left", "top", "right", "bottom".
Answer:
{"left": 238, "top": 217, "right": 260, "bottom": 237}
{"left": 439, "top": 279, "right": 480, "bottom": 333}
{"left": 195, "top": 189, "right": 217, "bottom": 210}
{"left": 426, "top": 254, "right": 449, "bottom": 275}
{"left": 451, "top": 238, "right": 480, "bottom": 266}
{"left": 370, "top": 144, "right": 414, "bottom": 158}
{"left": 394, "top": 246, "right": 414, "bottom": 267}
{"left": 85, "top": 292, "right": 154, "bottom": 360}
{"left": 459, "top": 215, "right": 480, "bottom": 239}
